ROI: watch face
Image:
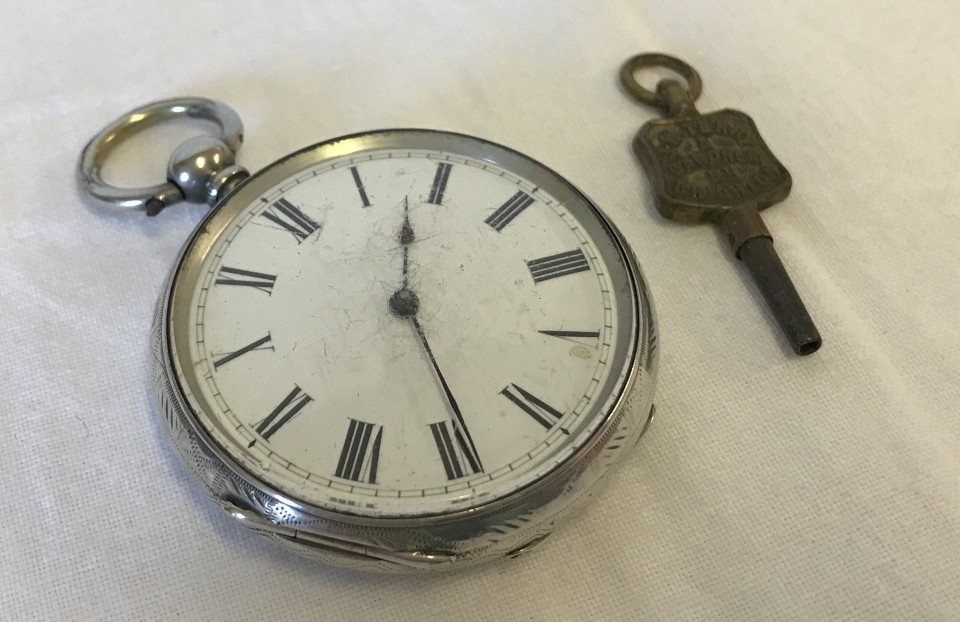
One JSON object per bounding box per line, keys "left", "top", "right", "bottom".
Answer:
{"left": 169, "top": 130, "right": 642, "bottom": 518}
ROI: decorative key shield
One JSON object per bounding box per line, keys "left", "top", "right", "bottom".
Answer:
{"left": 633, "top": 109, "right": 792, "bottom": 224}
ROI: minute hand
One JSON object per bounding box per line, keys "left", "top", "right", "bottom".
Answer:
{"left": 411, "top": 316, "right": 484, "bottom": 473}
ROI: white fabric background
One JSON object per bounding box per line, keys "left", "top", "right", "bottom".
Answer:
{"left": 2, "top": 1, "right": 958, "bottom": 620}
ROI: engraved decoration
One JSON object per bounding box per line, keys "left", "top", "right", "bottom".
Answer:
{"left": 635, "top": 109, "right": 791, "bottom": 223}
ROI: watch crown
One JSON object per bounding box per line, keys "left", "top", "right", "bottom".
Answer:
{"left": 168, "top": 136, "right": 249, "bottom": 207}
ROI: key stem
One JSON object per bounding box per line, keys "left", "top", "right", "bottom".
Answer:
{"left": 719, "top": 207, "right": 822, "bottom": 356}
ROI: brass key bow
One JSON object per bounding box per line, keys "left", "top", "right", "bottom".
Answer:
{"left": 621, "top": 53, "right": 822, "bottom": 356}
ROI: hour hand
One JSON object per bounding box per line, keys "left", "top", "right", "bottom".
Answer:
{"left": 399, "top": 195, "right": 414, "bottom": 245}
{"left": 390, "top": 196, "right": 418, "bottom": 316}
{"left": 399, "top": 195, "right": 414, "bottom": 288}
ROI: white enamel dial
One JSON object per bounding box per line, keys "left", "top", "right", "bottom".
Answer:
{"left": 170, "top": 132, "right": 639, "bottom": 518}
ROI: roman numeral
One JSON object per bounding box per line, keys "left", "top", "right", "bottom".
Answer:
{"left": 349, "top": 166, "right": 371, "bottom": 207}
{"left": 429, "top": 420, "right": 482, "bottom": 480}
{"left": 499, "top": 384, "right": 564, "bottom": 429}
{"left": 527, "top": 249, "right": 590, "bottom": 283}
{"left": 539, "top": 329, "right": 600, "bottom": 340}
{"left": 212, "top": 334, "right": 273, "bottom": 369}
{"left": 427, "top": 162, "right": 453, "bottom": 205}
{"left": 255, "top": 385, "right": 313, "bottom": 440}
{"left": 215, "top": 267, "right": 277, "bottom": 295}
{"left": 261, "top": 198, "right": 320, "bottom": 242}
{"left": 334, "top": 419, "right": 383, "bottom": 483}
{"left": 485, "top": 191, "right": 534, "bottom": 231}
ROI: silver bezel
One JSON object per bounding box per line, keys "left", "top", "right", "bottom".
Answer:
{"left": 152, "top": 129, "right": 658, "bottom": 571}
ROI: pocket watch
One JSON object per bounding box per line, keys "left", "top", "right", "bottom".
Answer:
{"left": 78, "top": 97, "right": 658, "bottom": 572}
